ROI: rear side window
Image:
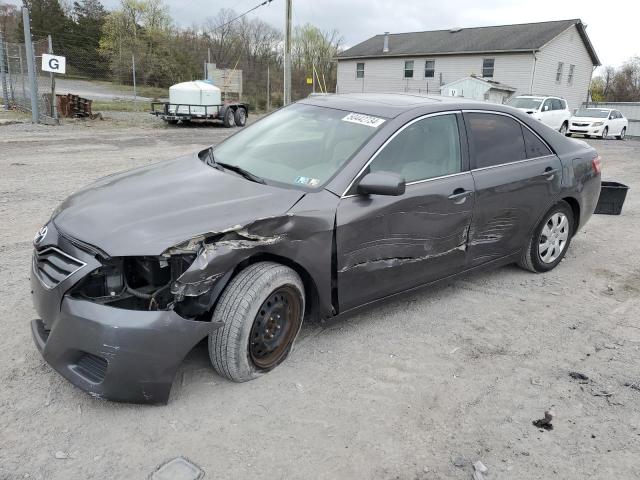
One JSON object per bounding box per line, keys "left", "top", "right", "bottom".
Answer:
{"left": 465, "top": 113, "right": 526, "bottom": 168}
{"left": 522, "top": 126, "right": 552, "bottom": 158}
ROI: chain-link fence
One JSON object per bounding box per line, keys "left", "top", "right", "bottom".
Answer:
{"left": 0, "top": 34, "right": 55, "bottom": 121}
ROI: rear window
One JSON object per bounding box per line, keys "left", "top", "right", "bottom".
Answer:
{"left": 465, "top": 113, "right": 526, "bottom": 169}
{"left": 508, "top": 97, "right": 543, "bottom": 109}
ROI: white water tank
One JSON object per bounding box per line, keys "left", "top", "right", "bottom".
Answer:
{"left": 168, "top": 80, "right": 221, "bottom": 115}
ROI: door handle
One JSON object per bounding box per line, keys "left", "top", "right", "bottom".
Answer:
{"left": 543, "top": 167, "right": 559, "bottom": 180}
{"left": 448, "top": 188, "right": 472, "bottom": 204}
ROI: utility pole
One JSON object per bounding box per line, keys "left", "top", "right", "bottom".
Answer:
{"left": 283, "top": 0, "right": 292, "bottom": 105}
{"left": 0, "top": 31, "right": 9, "bottom": 110}
{"left": 22, "top": 7, "right": 39, "bottom": 123}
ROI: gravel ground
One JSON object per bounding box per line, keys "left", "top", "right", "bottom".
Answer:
{"left": 1, "top": 113, "right": 639, "bottom": 479}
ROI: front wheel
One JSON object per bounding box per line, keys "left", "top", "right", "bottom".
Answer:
{"left": 559, "top": 122, "right": 568, "bottom": 135}
{"left": 602, "top": 126, "right": 608, "bottom": 139}
{"left": 223, "top": 108, "right": 236, "bottom": 128}
{"left": 616, "top": 127, "right": 626, "bottom": 140}
{"left": 209, "top": 262, "right": 305, "bottom": 382}
{"left": 518, "top": 201, "right": 574, "bottom": 273}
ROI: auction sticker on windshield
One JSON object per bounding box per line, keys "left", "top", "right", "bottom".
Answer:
{"left": 342, "top": 112, "right": 385, "bottom": 128}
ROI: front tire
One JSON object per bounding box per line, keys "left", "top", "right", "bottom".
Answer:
{"left": 223, "top": 108, "right": 236, "bottom": 128}
{"left": 602, "top": 126, "right": 608, "bottom": 139}
{"left": 616, "top": 127, "right": 626, "bottom": 140}
{"left": 518, "top": 201, "right": 574, "bottom": 273}
{"left": 209, "top": 262, "right": 305, "bottom": 382}
{"left": 559, "top": 122, "right": 568, "bottom": 135}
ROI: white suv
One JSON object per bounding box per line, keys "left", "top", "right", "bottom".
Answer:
{"left": 507, "top": 95, "right": 572, "bottom": 134}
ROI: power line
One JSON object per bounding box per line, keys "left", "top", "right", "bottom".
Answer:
{"left": 210, "top": 0, "right": 275, "bottom": 33}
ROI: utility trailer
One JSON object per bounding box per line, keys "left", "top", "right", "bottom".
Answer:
{"left": 150, "top": 80, "right": 248, "bottom": 128}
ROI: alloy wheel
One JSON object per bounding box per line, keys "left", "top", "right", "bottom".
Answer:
{"left": 538, "top": 212, "right": 569, "bottom": 264}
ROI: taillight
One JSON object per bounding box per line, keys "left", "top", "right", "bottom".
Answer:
{"left": 592, "top": 156, "right": 602, "bottom": 174}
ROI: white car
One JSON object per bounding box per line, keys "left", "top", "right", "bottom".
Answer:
{"left": 568, "top": 108, "right": 628, "bottom": 140}
{"left": 507, "top": 95, "right": 572, "bottom": 133}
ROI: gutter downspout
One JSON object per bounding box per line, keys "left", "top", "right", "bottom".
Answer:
{"left": 529, "top": 50, "right": 537, "bottom": 94}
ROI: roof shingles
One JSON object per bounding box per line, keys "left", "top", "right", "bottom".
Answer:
{"left": 337, "top": 19, "right": 599, "bottom": 65}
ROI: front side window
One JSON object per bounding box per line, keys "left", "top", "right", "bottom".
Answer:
{"left": 482, "top": 58, "right": 494, "bottom": 78}
{"left": 465, "top": 113, "right": 526, "bottom": 169}
{"left": 369, "top": 114, "right": 461, "bottom": 182}
{"left": 404, "top": 60, "right": 414, "bottom": 78}
{"left": 556, "top": 62, "right": 564, "bottom": 82}
{"left": 551, "top": 98, "right": 563, "bottom": 110}
{"left": 356, "top": 62, "right": 365, "bottom": 79}
{"left": 213, "top": 104, "right": 381, "bottom": 188}
{"left": 567, "top": 64, "right": 575, "bottom": 85}
{"left": 541, "top": 99, "right": 553, "bottom": 112}
{"left": 424, "top": 60, "right": 435, "bottom": 78}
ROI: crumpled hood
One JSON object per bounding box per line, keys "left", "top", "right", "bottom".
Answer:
{"left": 53, "top": 153, "right": 305, "bottom": 256}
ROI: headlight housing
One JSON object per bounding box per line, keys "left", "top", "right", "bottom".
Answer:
{"left": 592, "top": 121, "right": 604, "bottom": 127}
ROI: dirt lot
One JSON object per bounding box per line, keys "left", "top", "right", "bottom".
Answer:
{"left": 1, "top": 112, "right": 639, "bottom": 479}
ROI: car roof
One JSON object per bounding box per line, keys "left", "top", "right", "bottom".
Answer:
{"left": 299, "top": 93, "right": 489, "bottom": 118}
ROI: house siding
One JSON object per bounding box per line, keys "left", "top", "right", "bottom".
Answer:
{"left": 531, "top": 24, "right": 594, "bottom": 110}
{"left": 337, "top": 53, "right": 535, "bottom": 97}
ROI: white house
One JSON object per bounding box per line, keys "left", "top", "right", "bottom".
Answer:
{"left": 336, "top": 19, "right": 600, "bottom": 110}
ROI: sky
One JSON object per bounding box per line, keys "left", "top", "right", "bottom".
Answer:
{"left": 8, "top": 0, "right": 640, "bottom": 69}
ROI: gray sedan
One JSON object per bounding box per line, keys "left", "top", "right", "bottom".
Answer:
{"left": 30, "top": 94, "right": 601, "bottom": 403}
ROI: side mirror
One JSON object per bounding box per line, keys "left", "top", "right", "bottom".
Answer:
{"left": 357, "top": 172, "right": 406, "bottom": 196}
{"left": 609, "top": 115, "right": 614, "bottom": 120}
{"left": 543, "top": 105, "right": 549, "bottom": 111}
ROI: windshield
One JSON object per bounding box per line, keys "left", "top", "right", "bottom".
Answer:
{"left": 574, "top": 109, "right": 610, "bottom": 118}
{"left": 507, "top": 97, "right": 543, "bottom": 109}
{"left": 213, "top": 103, "right": 384, "bottom": 188}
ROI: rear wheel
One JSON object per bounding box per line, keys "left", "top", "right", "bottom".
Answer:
{"left": 209, "top": 262, "right": 305, "bottom": 382}
{"left": 223, "top": 108, "right": 236, "bottom": 128}
{"left": 616, "top": 127, "right": 626, "bottom": 140}
{"left": 234, "top": 107, "right": 247, "bottom": 127}
{"left": 518, "top": 201, "right": 574, "bottom": 273}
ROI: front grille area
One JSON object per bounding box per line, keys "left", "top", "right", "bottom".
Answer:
{"left": 572, "top": 122, "right": 591, "bottom": 127}
{"left": 33, "top": 247, "right": 85, "bottom": 289}
{"left": 74, "top": 353, "right": 108, "bottom": 383}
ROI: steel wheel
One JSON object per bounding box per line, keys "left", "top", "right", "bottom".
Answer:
{"left": 249, "top": 286, "right": 302, "bottom": 370}
{"left": 538, "top": 212, "right": 569, "bottom": 264}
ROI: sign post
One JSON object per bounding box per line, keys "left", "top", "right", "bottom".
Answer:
{"left": 47, "top": 36, "right": 57, "bottom": 120}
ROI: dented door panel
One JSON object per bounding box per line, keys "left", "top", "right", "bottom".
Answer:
{"left": 336, "top": 173, "right": 475, "bottom": 311}
{"left": 468, "top": 156, "right": 563, "bottom": 265}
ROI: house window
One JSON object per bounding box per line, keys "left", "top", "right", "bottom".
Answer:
{"left": 482, "top": 58, "right": 494, "bottom": 78}
{"left": 424, "top": 60, "right": 435, "bottom": 78}
{"left": 567, "top": 64, "right": 575, "bottom": 85}
{"left": 404, "top": 60, "right": 414, "bottom": 78}
{"left": 356, "top": 62, "right": 365, "bottom": 79}
{"left": 556, "top": 62, "right": 564, "bottom": 82}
